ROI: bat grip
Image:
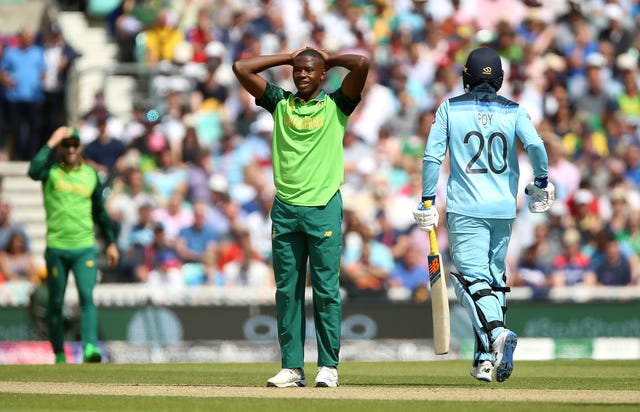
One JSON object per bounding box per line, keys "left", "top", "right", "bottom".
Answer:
{"left": 423, "top": 200, "right": 440, "bottom": 254}
{"left": 429, "top": 229, "right": 439, "bottom": 254}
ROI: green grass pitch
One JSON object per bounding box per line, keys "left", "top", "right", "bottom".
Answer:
{"left": 1, "top": 360, "right": 639, "bottom": 411}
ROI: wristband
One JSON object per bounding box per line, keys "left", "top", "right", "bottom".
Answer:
{"left": 534, "top": 177, "right": 548, "bottom": 189}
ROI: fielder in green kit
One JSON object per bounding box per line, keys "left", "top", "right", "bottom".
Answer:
{"left": 233, "top": 48, "right": 368, "bottom": 387}
{"left": 28, "top": 126, "right": 119, "bottom": 364}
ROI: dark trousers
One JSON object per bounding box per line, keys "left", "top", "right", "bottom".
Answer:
{"left": 43, "top": 90, "right": 68, "bottom": 139}
{"left": 7, "top": 100, "right": 44, "bottom": 160}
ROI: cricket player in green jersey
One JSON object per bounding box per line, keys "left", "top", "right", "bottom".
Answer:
{"left": 28, "top": 126, "right": 119, "bottom": 364}
{"left": 233, "top": 48, "right": 368, "bottom": 388}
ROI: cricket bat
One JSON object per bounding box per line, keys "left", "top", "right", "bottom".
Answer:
{"left": 425, "top": 201, "right": 450, "bottom": 355}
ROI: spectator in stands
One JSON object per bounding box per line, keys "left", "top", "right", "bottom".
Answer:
{"left": 514, "top": 243, "right": 552, "bottom": 291}
{"left": 151, "top": 191, "right": 193, "bottom": 242}
{"left": 185, "top": 147, "right": 212, "bottom": 204}
{"left": 191, "top": 85, "right": 230, "bottom": 149}
{"left": 180, "top": 125, "right": 202, "bottom": 164}
{"left": 510, "top": 220, "right": 556, "bottom": 288}
{"left": 144, "top": 8, "right": 185, "bottom": 64}
{"left": 135, "top": 222, "right": 183, "bottom": 289}
{"left": 388, "top": 243, "right": 429, "bottom": 302}
{"left": 41, "top": 23, "right": 81, "bottom": 139}
{"left": 350, "top": 67, "right": 397, "bottom": 146}
{"left": 568, "top": 187, "right": 600, "bottom": 240}
{"left": 78, "top": 90, "right": 125, "bottom": 146}
{"left": 82, "top": 112, "right": 127, "bottom": 183}
{"left": 375, "top": 207, "right": 411, "bottom": 263}
{"left": 604, "top": 187, "right": 632, "bottom": 239}
{"left": 236, "top": 113, "right": 273, "bottom": 174}
{"left": 343, "top": 128, "right": 374, "bottom": 188}
{"left": 381, "top": 90, "right": 419, "bottom": 139}
{"left": 185, "top": 6, "right": 216, "bottom": 64}
{"left": 0, "top": 231, "right": 38, "bottom": 283}
{"left": 105, "top": 166, "right": 157, "bottom": 251}
{"left": 562, "top": 19, "right": 600, "bottom": 98}
{"left": 241, "top": 182, "right": 274, "bottom": 263}
{"left": 598, "top": 4, "right": 633, "bottom": 60}
{"left": 545, "top": 133, "right": 581, "bottom": 201}
{"left": 118, "top": 201, "right": 156, "bottom": 282}
{"left": 592, "top": 231, "right": 633, "bottom": 286}
{"left": 0, "top": 39, "right": 7, "bottom": 160}
{"left": 175, "top": 201, "right": 219, "bottom": 285}
{"left": 342, "top": 221, "right": 394, "bottom": 301}
{"left": 144, "top": 146, "right": 188, "bottom": 207}
{"left": 0, "top": 199, "right": 30, "bottom": 252}
{"left": 211, "top": 131, "right": 246, "bottom": 188}
{"left": 232, "top": 88, "right": 260, "bottom": 138}
{"left": 573, "top": 52, "right": 618, "bottom": 132}
{"left": 614, "top": 53, "right": 640, "bottom": 123}
{"left": 221, "top": 226, "right": 273, "bottom": 287}
{"left": 550, "top": 228, "right": 597, "bottom": 287}
{"left": 126, "top": 111, "right": 166, "bottom": 172}
{"left": 0, "top": 28, "right": 45, "bottom": 160}
{"left": 622, "top": 142, "right": 640, "bottom": 189}
{"left": 115, "top": 0, "right": 162, "bottom": 63}
{"left": 121, "top": 100, "right": 152, "bottom": 146}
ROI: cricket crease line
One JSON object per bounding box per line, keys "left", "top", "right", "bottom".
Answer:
{"left": 0, "top": 382, "right": 639, "bottom": 403}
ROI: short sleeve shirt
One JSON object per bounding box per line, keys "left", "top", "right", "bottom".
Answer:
{"left": 257, "top": 83, "right": 359, "bottom": 206}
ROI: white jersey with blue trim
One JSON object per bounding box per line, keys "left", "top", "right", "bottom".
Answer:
{"left": 422, "top": 84, "right": 548, "bottom": 219}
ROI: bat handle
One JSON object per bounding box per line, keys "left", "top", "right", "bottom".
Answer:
{"left": 429, "top": 229, "right": 439, "bottom": 254}
{"left": 423, "top": 200, "right": 440, "bottom": 254}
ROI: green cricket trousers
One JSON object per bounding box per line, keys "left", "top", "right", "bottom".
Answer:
{"left": 270, "top": 191, "right": 343, "bottom": 369}
{"left": 45, "top": 246, "right": 99, "bottom": 354}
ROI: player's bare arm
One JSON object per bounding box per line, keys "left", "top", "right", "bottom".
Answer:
{"left": 106, "top": 243, "right": 119, "bottom": 268}
{"left": 46, "top": 126, "right": 74, "bottom": 149}
{"left": 325, "top": 53, "right": 369, "bottom": 101}
{"left": 232, "top": 53, "right": 297, "bottom": 99}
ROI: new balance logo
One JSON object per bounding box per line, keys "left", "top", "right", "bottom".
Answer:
{"left": 429, "top": 256, "right": 440, "bottom": 279}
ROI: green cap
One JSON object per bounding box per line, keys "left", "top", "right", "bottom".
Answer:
{"left": 69, "top": 127, "right": 80, "bottom": 140}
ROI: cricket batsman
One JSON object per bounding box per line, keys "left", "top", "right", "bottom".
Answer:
{"left": 28, "top": 126, "right": 119, "bottom": 364}
{"left": 413, "top": 47, "right": 554, "bottom": 382}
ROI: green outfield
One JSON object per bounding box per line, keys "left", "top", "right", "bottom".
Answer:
{"left": 1, "top": 360, "right": 639, "bottom": 411}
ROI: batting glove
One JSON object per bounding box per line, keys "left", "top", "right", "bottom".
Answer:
{"left": 525, "top": 178, "right": 555, "bottom": 213}
{"left": 413, "top": 201, "right": 439, "bottom": 232}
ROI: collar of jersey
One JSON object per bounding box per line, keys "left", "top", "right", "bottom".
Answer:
{"left": 293, "top": 89, "right": 326, "bottom": 103}
{"left": 60, "top": 158, "right": 85, "bottom": 171}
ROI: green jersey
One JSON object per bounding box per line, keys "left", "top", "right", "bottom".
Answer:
{"left": 28, "top": 146, "right": 116, "bottom": 249}
{"left": 258, "top": 83, "right": 360, "bottom": 206}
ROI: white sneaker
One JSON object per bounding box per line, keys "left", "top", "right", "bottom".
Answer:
{"left": 470, "top": 360, "right": 493, "bottom": 382}
{"left": 315, "top": 366, "right": 339, "bottom": 388}
{"left": 493, "top": 329, "right": 518, "bottom": 383}
{"left": 266, "top": 368, "right": 306, "bottom": 387}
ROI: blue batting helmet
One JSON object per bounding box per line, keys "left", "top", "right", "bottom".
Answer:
{"left": 462, "top": 47, "right": 504, "bottom": 91}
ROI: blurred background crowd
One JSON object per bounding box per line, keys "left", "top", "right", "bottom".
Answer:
{"left": 1, "top": 0, "right": 639, "bottom": 302}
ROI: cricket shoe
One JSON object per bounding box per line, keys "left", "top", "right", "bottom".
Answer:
{"left": 493, "top": 329, "right": 518, "bottom": 382}
{"left": 266, "top": 368, "right": 306, "bottom": 387}
{"left": 315, "top": 366, "right": 339, "bottom": 388}
{"left": 83, "top": 343, "right": 103, "bottom": 363}
{"left": 55, "top": 352, "right": 67, "bottom": 364}
{"left": 469, "top": 360, "right": 493, "bottom": 382}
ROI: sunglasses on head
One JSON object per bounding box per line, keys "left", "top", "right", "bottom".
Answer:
{"left": 61, "top": 140, "right": 79, "bottom": 149}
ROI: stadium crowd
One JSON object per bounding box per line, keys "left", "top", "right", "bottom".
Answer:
{"left": 1, "top": 0, "right": 640, "bottom": 302}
